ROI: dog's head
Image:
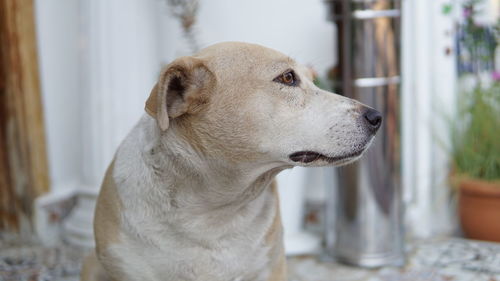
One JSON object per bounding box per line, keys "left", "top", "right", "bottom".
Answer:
{"left": 146, "top": 42, "right": 381, "bottom": 167}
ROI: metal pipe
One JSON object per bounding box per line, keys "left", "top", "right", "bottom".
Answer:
{"left": 325, "top": 0, "right": 405, "bottom": 268}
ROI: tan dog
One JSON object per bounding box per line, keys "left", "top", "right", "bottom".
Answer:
{"left": 81, "top": 42, "right": 382, "bottom": 281}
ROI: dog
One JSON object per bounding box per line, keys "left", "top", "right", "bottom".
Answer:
{"left": 80, "top": 42, "right": 382, "bottom": 281}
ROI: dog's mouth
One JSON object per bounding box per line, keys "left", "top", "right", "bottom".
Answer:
{"left": 288, "top": 150, "right": 364, "bottom": 164}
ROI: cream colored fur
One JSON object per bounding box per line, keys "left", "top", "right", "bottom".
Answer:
{"left": 80, "top": 42, "right": 379, "bottom": 281}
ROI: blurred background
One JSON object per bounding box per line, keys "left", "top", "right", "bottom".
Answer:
{"left": 1, "top": 0, "right": 499, "bottom": 280}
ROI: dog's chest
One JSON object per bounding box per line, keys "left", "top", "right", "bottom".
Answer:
{"left": 162, "top": 236, "right": 270, "bottom": 280}
{"left": 114, "top": 189, "right": 277, "bottom": 281}
{"left": 113, "top": 220, "right": 273, "bottom": 281}
{"left": 160, "top": 210, "right": 273, "bottom": 280}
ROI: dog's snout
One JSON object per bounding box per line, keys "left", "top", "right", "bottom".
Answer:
{"left": 362, "top": 108, "right": 382, "bottom": 131}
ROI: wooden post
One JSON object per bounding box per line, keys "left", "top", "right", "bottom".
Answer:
{"left": 0, "top": 0, "right": 50, "bottom": 231}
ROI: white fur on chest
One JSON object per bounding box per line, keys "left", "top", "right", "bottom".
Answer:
{"left": 105, "top": 116, "right": 278, "bottom": 281}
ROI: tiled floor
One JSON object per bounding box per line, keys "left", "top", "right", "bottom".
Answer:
{"left": 0, "top": 233, "right": 83, "bottom": 281}
{"left": 1, "top": 233, "right": 499, "bottom": 281}
{"left": 288, "top": 239, "right": 500, "bottom": 281}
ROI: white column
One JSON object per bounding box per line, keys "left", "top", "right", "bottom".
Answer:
{"left": 401, "top": 0, "right": 457, "bottom": 239}
{"left": 61, "top": 0, "right": 165, "bottom": 248}
{"left": 79, "top": 0, "right": 164, "bottom": 187}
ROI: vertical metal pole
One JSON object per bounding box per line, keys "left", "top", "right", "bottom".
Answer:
{"left": 325, "top": 0, "right": 405, "bottom": 267}
{"left": 340, "top": 0, "right": 353, "bottom": 96}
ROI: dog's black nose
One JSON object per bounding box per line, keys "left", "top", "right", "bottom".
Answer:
{"left": 363, "top": 108, "right": 382, "bottom": 131}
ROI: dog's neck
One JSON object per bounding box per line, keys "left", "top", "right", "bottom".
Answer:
{"left": 144, "top": 119, "right": 289, "bottom": 214}
{"left": 113, "top": 116, "right": 288, "bottom": 248}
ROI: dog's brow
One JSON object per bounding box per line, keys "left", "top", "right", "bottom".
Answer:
{"left": 271, "top": 60, "right": 294, "bottom": 71}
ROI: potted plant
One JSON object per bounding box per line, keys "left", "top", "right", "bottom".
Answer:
{"left": 450, "top": 82, "right": 500, "bottom": 242}
{"left": 445, "top": 0, "right": 500, "bottom": 242}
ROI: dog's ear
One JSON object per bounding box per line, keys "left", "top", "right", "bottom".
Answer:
{"left": 145, "top": 57, "right": 214, "bottom": 131}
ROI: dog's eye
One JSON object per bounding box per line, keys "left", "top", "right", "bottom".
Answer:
{"left": 274, "top": 70, "right": 298, "bottom": 86}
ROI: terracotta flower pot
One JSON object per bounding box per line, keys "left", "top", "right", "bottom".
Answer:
{"left": 458, "top": 178, "right": 500, "bottom": 242}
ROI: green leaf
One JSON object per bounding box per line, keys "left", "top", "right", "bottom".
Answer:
{"left": 442, "top": 3, "right": 453, "bottom": 15}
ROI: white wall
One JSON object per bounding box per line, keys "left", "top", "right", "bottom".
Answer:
{"left": 160, "top": 0, "right": 336, "bottom": 75}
